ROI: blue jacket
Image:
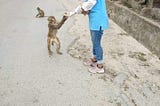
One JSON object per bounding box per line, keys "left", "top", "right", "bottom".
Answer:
{"left": 89, "top": 0, "right": 109, "bottom": 30}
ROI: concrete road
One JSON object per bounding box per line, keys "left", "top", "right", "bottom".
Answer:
{"left": 0, "top": 0, "right": 112, "bottom": 106}
{"left": 1, "top": 0, "right": 160, "bottom": 106}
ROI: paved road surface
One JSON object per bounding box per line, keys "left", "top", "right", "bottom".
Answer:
{"left": 0, "top": 0, "right": 160, "bottom": 106}
{"left": 0, "top": 0, "right": 113, "bottom": 106}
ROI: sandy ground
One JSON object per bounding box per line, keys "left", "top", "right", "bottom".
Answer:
{"left": 0, "top": 0, "right": 160, "bottom": 106}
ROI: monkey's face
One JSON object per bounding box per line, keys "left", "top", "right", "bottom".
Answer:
{"left": 48, "top": 16, "right": 56, "bottom": 23}
{"left": 37, "top": 7, "right": 40, "bottom": 10}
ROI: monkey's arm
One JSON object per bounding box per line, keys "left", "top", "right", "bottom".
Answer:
{"left": 54, "top": 16, "right": 68, "bottom": 29}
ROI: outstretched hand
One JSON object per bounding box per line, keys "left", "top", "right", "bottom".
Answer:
{"left": 81, "top": 8, "right": 89, "bottom": 16}
{"left": 63, "top": 15, "right": 68, "bottom": 20}
{"left": 64, "top": 12, "right": 75, "bottom": 17}
{"left": 62, "top": 13, "right": 69, "bottom": 21}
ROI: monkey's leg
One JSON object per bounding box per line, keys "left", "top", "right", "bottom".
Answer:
{"left": 54, "top": 38, "right": 62, "bottom": 55}
{"left": 52, "top": 41, "right": 54, "bottom": 46}
{"left": 47, "top": 37, "right": 53, "bottom": 55}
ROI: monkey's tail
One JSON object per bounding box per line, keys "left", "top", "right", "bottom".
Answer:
{"left": 35, "top": 16, "right": 50, "bottom": 18}
{"left": 43, "top": 16, "right": 51, "bottom": 18}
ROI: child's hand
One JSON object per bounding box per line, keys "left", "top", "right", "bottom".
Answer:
{"left": 81, "top": 8, "right": 89, "bottom": 16}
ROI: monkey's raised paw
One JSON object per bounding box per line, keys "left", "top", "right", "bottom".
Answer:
{"left": 64, "top": 12, "right": 70, "bottom": 16}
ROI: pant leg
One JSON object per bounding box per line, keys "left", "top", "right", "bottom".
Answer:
{"left": 90, "top": 30, "right": 104, "bottom": 64}
{"left": 90, "top": 30, "right": 96, "bottom": 58}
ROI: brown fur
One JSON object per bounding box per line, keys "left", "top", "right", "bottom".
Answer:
{"left": 47, "top": 16, "right": 68, "bottom": 55}
{"left": 36, "top": 7, "right": 45, "bottom": 18}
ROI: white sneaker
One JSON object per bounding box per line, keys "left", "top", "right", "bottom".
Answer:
{"left": 88, "top": 66, "right": 104, "bottom": 74}
{"left": 83, "top": 59, "right": 97, "bottom": 67}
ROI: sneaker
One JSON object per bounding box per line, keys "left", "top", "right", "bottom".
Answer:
{"left": 83, "top": 59, "right": 97, "bottom": 67}
{"left": 88, "top": 66, "right": 104, "bottom": 74}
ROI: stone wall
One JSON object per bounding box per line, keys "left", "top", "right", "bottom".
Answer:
{"left": 119, "top": 0, "right": 160, "bottom": 8}
{"left": 153, "top": 0, "right": 160, "bottom": 8}
{"left": 120, "top": 0, "right": 140, "bottom": 9}
{"left": 107, "top": 0, "right": 160, "bottom": 57}
{"left": 117, "top": 0, "right": 160, "bottom": 20}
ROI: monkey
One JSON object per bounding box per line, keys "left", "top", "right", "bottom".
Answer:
{"left": 47, "top": 15, "right": 68, "bottom": 55}
{"left": 36, "top": 7, "right": 45, "bottom": 18}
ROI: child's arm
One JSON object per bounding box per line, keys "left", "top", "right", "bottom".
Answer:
{"left": 81, "top": 0, "right": 97, "bottom": 11}
{"left": 66, "top": 0, "right": 97, "bottom": 17}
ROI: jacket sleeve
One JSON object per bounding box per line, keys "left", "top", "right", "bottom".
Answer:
{"left": 82, "top": 0, "right": 97, "bottom": 11}
{"left": 74, "top": 0, "right": 97, "bottom": 14}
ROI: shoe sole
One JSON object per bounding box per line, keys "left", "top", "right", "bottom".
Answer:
{"left": 88, "top": 67, "right": 104, "bottom": 74}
